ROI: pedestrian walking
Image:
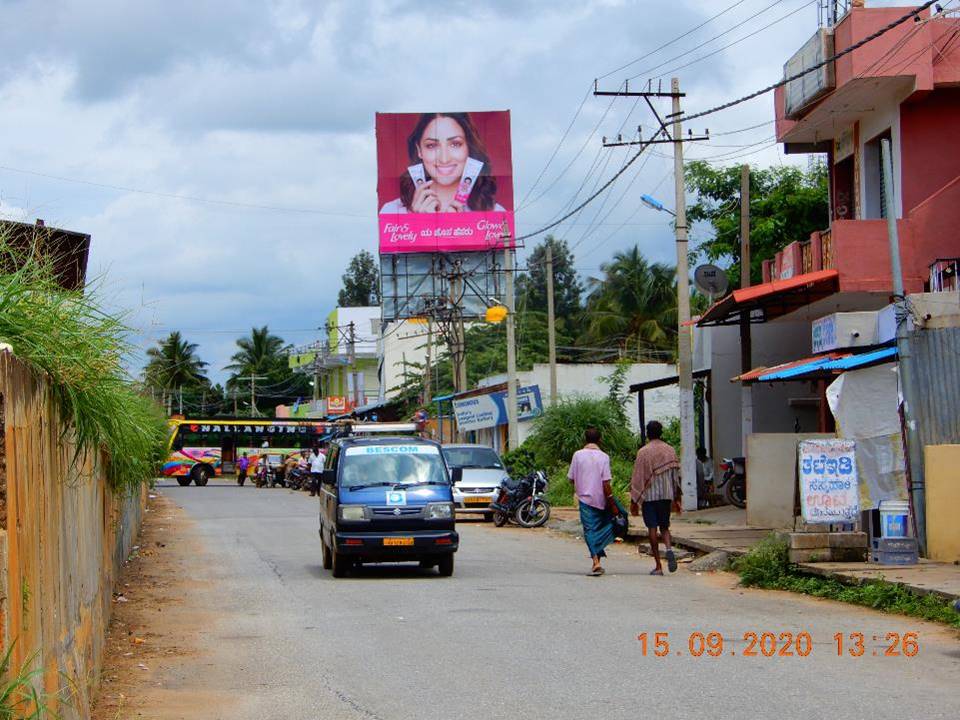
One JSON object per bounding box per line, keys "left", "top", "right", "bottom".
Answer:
{"left": 308, "top": 444, "right": 326, "bottom": 497}
{"left": 630, "top": 421, "right": 682, "bottom": 575}
{"left": 236, "top": 452, "right": 250, "bottom": 487}
{"left": 568, "top": 427, "right": 622, "bottom": 576}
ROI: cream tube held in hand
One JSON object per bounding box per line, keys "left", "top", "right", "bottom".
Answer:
{"left": 408, "top": 163, "right": 426, "bottom": 186}
{"left": 454, "top": 158, "right": 484, "bottom": 205}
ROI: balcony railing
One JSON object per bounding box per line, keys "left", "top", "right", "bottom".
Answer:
{"left": 801, "top": 240, "right": 814, "bottom": 274}
{"left": 821, "top": 229, "right": 834, "bottom": 269}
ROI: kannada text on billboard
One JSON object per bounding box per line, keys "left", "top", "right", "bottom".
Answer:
{"left": 376, "top": 111, "right": 515, "bottom": 254}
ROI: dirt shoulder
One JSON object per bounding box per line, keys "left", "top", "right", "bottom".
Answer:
{"left": 91, "top": 490, "right": 236, "bottom": 720}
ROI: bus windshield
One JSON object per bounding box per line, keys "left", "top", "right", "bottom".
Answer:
{"left": 341, "top": 445, "right": 448, "bottom": 489}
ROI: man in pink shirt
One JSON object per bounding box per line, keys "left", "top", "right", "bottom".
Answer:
{"left": 568, "top": 427, "right": 621, "bottom": 576}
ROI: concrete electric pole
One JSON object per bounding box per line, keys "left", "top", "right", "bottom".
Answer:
{"left": 546, "top": 244, "right": 558, "bottom": 406}
{"left": 671, "top": 77, "right": 697, "bottom": 511}
{"left": 880, "top": 138, "right": 926, "bottom": 555}
{"left": 740, "top": 164, "right": 754, "bottom": 455}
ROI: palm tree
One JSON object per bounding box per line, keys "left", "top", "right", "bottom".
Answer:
{"left": 225, "top": 326, "right": 287, "bottom": 381}
{"left": 583, "top": 246, "right": 677, "bottom": 358}
{"left": 143, "top": 331, "right": 209, "bottom": 391}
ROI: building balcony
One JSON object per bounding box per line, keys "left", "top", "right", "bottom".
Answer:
{"left": 774, "top": 7, "right": 960, "bottom": 147}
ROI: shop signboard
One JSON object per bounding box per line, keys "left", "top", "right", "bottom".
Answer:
{"left": 376, "top": 111, "right": 515, "bottom": 254}
{"left": 811, "top": 315, "right": 838, "bottom": 353}
{"left": 453, "top": 385, "right": 542, "bottom": 432}
{"left": 798, "top": 439, "right": 859, "bottom": 524}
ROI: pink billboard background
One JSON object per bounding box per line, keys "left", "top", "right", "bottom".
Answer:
{"left": 376, "top": 111, "right": 515, "bottom": 254}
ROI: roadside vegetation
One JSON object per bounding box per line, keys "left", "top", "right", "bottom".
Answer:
{"left": 0, "top": 233, "right": 168, "bottom": 494}
{"left": 732, "top": 535, "right": 960, "bottom": 629}
{"left": 0, "top": 643, "right": 66, "bottom": 718}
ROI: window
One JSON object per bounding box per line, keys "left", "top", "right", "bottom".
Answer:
{"left": 863, "top": 129, "right": 893, "bottom": 220}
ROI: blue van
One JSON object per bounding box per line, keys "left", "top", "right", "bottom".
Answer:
{"left": 318, "top": 436, "right": 459, "bottom": 577}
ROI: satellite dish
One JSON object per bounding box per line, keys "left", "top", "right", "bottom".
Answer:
{"left": 694, "top": 264, "right": 729, "bottom": 302}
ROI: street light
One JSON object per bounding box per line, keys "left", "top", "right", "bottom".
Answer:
{"left": 641, "top": 193, "right": 676, "bottom": 217}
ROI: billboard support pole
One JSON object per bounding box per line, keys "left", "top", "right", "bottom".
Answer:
{"left": 504, "top": 230, "right": 519, "bottom": 451}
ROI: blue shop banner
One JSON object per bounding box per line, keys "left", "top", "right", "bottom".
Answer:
{"left": 453, "top": 385, "right": 543, "bottom": 432}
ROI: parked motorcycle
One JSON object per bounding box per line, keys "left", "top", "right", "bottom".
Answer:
{"left": 286, "top": 466, "right": 309, "bottom": 491}
{"left": 490, "top": 470, "right": 551, "bottom": 528}
{"left": 718, "top": 457, "right": 747, "bottom": 509}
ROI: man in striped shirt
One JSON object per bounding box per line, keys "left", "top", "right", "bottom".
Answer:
{"left": 630, "top": 421, "right": 682, "bottom": 575}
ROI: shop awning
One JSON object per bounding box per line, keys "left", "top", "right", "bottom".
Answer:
{"left": 736, "top": 346, "right": 897, "bottom": 384}
{"left": 697, "top": 269, "right": 840, "bottom": 327}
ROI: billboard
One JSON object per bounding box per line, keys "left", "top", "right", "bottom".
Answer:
{"left": 376, "top": 111, "right": 515, "bottom": 254}
{"left": 453, "top": 385, "right": 543, "bottom": 432}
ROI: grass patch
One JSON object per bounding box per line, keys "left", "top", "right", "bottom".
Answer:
{"left": 731, "top": 534, "right": 960, "bottom": 628}
{"left": 0, "top": 232, "right": 169, "bottom": 494}
{"left": 0, "top": 642, "right": 64, "bottom": 718}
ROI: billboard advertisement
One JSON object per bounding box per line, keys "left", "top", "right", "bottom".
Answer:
{"left": 453, "top": 385, "right": 542, "bottom": 432}
{"left": 376, "top": 111, "right": 515, "bottom": 254}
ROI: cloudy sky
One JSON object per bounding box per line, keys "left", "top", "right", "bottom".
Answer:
{"left": 0, "top": 0, "right": 904, "bottom": 382}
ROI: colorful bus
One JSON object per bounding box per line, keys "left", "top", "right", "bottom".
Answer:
{"left": 163, "top": 418, "right": 331, "bottom": 486}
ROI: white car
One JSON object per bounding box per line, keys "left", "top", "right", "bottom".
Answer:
{"left": 442, "top": 444, "right": 509, "bottom": 521}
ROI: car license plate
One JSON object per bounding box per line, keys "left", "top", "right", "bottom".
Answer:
{"left": 464, "top": 496, "right": 489, "bottom": 504}
{"left": 383, "top": 537, "right": 414, "bottom": 546}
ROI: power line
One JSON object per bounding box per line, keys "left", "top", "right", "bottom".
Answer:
{"left": 672, "top": 0, "right": 939, "bottom": 124}
{"left": 628, "top": 0, "right": 796, "bottom": 81}
{"left": 597, "top": 0, "right": 752, "bottom": 79}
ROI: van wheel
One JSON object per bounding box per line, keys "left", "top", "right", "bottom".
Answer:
{"left": 437, "top": 554, "right": 454, "bottom": 577}
{"left": 176, "top": 477, "right": 191, "bottom": 487}
{"left": 321, "top": 540, "right": 332, "bottom": 570}
{"left": 331, "top": 549, "right": 351, "bottom": 578}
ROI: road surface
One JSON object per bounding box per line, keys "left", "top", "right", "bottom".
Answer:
{"left": 151, "top": 481, "right": 960, "bottom": 720}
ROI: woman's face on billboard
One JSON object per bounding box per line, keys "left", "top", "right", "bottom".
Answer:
{"left": 417, "top": 116, "right": 468, "bottom": 187}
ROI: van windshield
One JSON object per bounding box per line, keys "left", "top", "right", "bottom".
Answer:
{"left": 341, "top": 445, "right": 448, "bottom": 489}
{"left": 442, "top": 446, "right": 503, "bottom": 469}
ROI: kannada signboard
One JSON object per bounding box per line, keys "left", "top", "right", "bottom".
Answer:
{"left": 376, "top": 111, "right": 515, "bottom": 254}
{"left": 798, "top": 439, "right": 859, "bottom": 524}
{"left": 453, "top": 385, "right": 542, "bottom": 432}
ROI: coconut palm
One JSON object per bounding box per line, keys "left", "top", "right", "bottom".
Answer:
{"left": 224, "top": 326, "right": 288, "bottom": 382}
{"left": 143, "top": 331, "right": 209, "bottom": 391}
{"left": 583, "top": 246, "right": 677, "bottom": 358}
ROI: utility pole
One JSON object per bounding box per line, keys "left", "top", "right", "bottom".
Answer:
{"left": 347, "top": 321, "right": 360, "bottom": 409}
{"left": 233, "top": 388, "right": 238, "bottom": 416}
{"left": 546, "top": 244, "right": 558, "bottom": 406}
{"left": 740, "top": 164, "right": 754, "bottom": 456}
{"left": 504, "top": 231, "right": 519, "bottom": 451}
{"left": 671, "top": 77, "right": 697, "bottom": 511}
{"left": 592, "top": 77, "right": 707, "bottom": 510}
{"left": 880, "top": 138, "right": 926, "bottom": 556}
{"left": 178, "top": 386, "right": 183, "bottom": 416}
{"left": 236, "top": 375, "right": 267, "bottom": 418}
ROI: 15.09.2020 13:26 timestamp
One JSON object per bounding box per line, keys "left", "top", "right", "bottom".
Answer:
{"left": 636, "top": 631, "right": 920, "bottom": 658}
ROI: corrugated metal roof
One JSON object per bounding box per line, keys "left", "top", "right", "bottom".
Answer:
{"left": 759, "top": 354, "right": 843, "bottom": 381}
{"left": 818, "top": 346, "right": 897, "bottom": 370}
{"left": 697, "top": 269, "right": 840, "bottom": 327}
{"left": 906, "top": 327, "right": 960, "bottom": 447}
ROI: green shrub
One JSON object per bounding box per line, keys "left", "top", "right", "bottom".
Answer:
{"left": 730, "top": 533, "right": 791, "bottom": 587}
{"left": 524, "top": 395, "right": 637, "bottom": 468}
{"left": 0, "top": 234, "right": 169, "bottom": 493}
{"left": 500, "top": 445, "right": 537, "bottom": 477}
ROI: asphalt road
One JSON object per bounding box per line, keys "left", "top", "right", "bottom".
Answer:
{"left": 160, "top": 481, "right": 960, "bottom": 720}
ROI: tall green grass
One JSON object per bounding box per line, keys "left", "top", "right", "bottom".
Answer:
{"left": 0, "top": 232, "right": 168, "bottom": 493}
{"left": 0, "top": 643, "right": 63, "bottom": 719}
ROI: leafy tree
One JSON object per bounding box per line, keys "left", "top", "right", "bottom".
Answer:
{"left": 143, "top": 331, "right": 209, "bottom": 391}
{"left": 337, "top": 250, "right": 380, "bottom": 307}
{"left": 517, "top": 236, "right": 582, "bottom": 321}
{"left": 582, "top": 246, "right": 676, "bottom": 358}
{"left": 686, "top": 160, "right": 829, "bottom": 287}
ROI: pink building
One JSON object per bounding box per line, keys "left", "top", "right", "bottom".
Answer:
{"left": 765, "top": 4, "right": 960, "bottom": 301}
